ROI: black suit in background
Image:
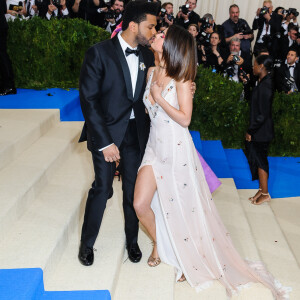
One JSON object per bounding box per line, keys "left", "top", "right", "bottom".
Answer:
{"left": 245, "top": 74, "right": 274, "bottom": 180}
{"left": 175, "top": 10, "right": 200, "bottom": 29}
{"left": 275, "top": 63, "right": 300, "bottom": 93}
{"left": 79, "top": 36, "right": 154, "bottom": 248}
{"left": 0, "top": 0, "right": 15, "bottom": 90}
{"left": 277, "top": 34, "right": 300, "bottom": 61}
{"left": 252, "top": 13, "right": 282, "bottom": 57}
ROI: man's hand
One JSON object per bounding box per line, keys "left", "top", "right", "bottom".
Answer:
{"left": 182, "top": 13, "right": 188, "bottom": 21}
{"left": 256, "top": 8, "right": 261, "bottom": 17}
{"left": 106, "top": 18, "right": 116, "bottom": 24}
{"left": 164, "top": 15, "right": 173, "bottom": 25}
{"left": 236, "top": 56, "right": 244, "bottom": 66}
{"left": 227, "top": 54, "right": 234, "bottom": 64}
{"left": 264, "top": 12, "right": 271, "bottom": 21}
{"left": 48, "top": 4, "right": 57, "bottom": 14}
{"left": 103, "top": 144, "right": 120, "bottom": 163}
{"left": 296, "top": 38, "right": 300, "bottom": 45}
{"left": 245, "top": 133, "right": 251, "bottom": 141}
{"left": 234, "top": 32, "right": 244, "bottom": 40}
{"left": 32, "top": 4, "right": 38, "bottom": 12}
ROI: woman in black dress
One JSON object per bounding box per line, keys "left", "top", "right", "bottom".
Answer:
{"left": 245, "top": 55, "right": 274, "bottom": 205}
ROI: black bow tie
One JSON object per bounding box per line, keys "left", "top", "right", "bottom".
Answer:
{"left": 125, "top": 47, "right": 140, "bottom": 57}
{"left": 289, "top": 65, "right": 295, "bottom": 69}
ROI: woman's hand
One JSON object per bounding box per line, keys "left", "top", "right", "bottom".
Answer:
{"left": 245, "top": 133, "right": 251, "bottom": 141}
{"left": 150, "top": 81, "right": 163, "bottom": 104}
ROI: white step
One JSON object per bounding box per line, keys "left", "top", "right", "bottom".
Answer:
{"left": 0, "top": 122, "right": 82, "bottom": 241}
{"left": 270, "top": 197, "right": 300, "bottom": 268}
{"left": 44, "top": 179, "right": 125, "bottom": 294}
{"left": 238, "top": 190, "right": 300, "bottom": 300}
{"left": 0, "top": 109, "right": 59, "bottom": 170}
{"left": 0, "top": 142, "right": 93, "bottom": 277}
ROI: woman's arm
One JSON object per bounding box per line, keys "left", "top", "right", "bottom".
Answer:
{"left": 150, "top": 80, "right": 193, "bottom": 128}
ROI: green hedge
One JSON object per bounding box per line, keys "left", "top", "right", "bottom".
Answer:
{"left": 7, "top": 19, "right": 299, "bottom": 156}
{"left": 7, "top": 17, "right": 110, "bottom": 89}
{"left": 190, "top": 65, "right": 300, "bottom": 156}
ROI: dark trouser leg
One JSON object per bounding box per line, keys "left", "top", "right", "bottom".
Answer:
{"left": 81, "top": 150, "right": 116, "bottom": 248}
{"left": 119, "top": 120, "right": 141, "bottom": 245}
{"left": 0, "top": 28, "right": 15, "bottom": 89}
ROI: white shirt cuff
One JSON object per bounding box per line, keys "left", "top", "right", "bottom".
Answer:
{"left": 46, "top": 12, "right": 51, "bottom": 20}
{"left": 99, "top": 143, "right": 114, "bottom": 152}
{"left": 62, "top": 7, "right": 69, "bottom": 15}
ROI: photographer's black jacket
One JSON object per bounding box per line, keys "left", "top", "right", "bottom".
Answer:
{"left": 277, "top": 35, "right": 300, "bottom": 61}
{"left": 252, "top": 13, "right": 282, "bottom": 43}
{"left": 0, "top": 0, "right": 8, "bottom": 29}
{"left": 247, "top": 74, "right": 274, "bottom": 142}
{"left": 175, "top": 10, "right": 200, "bottom": 29}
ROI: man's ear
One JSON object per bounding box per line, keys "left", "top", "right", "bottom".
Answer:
{"left": 128, "top": 21, "right": 138, "bottom": 33}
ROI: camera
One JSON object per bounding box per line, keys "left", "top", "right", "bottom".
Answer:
{"left": 199, "top": 18, "right": 212, "bottom": 31}
{"left": 260, "top": 6, "right": 269, "bottom": 16}
{"left": 52, "top": 0, "right": 61, "bottom": 6}
{"left": 160, "top": 8, "right": 174, "bottom": 22}
{"left": 285, "top": 76, "right": 298, "bottom": 92}
{"left": 239, "top": 67, "right": 250, "bottom": 84}
{"left": 9, "top": 1, "right": 23, "bottom": 12}
{"left": 197, "top": 31, "right": 210, "bottom": 47}
{"left": 235, "top": 23, "right": 253, "bottom": 35}
{"left": 104, "top": 9, "right": 117, "bottom": 19}
{"left": 287, "top": 8, "right": 299, "bottom": 17}
{"left": 180, "top": 4, "right": 189, "bottom": 15}
{"left": 224, "top": 54, "right": 240, "bottom": 77}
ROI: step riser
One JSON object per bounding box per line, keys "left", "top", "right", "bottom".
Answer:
{"left": 0, "top": 133, "right": 80, "bottom": 242}
{"left": 0, "top": 111, "right": 59, "bottom": 171}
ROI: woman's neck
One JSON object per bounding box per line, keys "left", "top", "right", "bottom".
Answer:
{"left": 259, "top": 71, "right": 268, "bottom": 82}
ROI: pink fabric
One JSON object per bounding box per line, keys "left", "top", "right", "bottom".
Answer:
{"left": 197, "top": 150, "right": 221, "bottom": 194}
{"left": 111, "top": 22, "right": 123, "bottom": 38}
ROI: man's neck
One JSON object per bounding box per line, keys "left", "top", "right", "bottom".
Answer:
{"left": 121, "top": 31, "right": 138, "bottom": 48}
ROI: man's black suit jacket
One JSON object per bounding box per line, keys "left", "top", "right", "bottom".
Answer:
{"left": 79, "top": 36, "right": 154, "bottom": 154}
{"left": 275, "top": 63, "right": 300, "bottom": 93}
{"left": 175, "top": 11, "right": 200, "bottom": 29}
{"left": 277, "top": 34, "right": 300, "bottom": 61}
{"left": 0, "top": 0, "right": 8, "bottom": 29}
{"left": 247, "top": 74, "right": 274, "bottom": 142}
{"left": 252, "top": 13, "right": 282, "bottom": 43}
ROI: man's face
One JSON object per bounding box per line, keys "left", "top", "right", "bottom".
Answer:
{"left": 229, "top": 7, "right": 239, "bottom": 23}
{"left": 136, "top": 14, "right": 157, "bottom": 47}
{"left": 112, "top": 0, "right": 124, "bottom": 14}
{"left": 289, "top": 29, "right": 298, "bottom": 41}
{"left": 230, "top": 41, "right": 241, "bottom": 53}
{"left": 263, "top": 2, "right": 273, "bottom": 14}
{"left": 165, "top": 4, "right": 173, "bottom": 14}
{"left": 186, "top": 0, "right": 196, "bottom": 12}
{"left": 287, "top": 51, "right": 298, "bottom": 65}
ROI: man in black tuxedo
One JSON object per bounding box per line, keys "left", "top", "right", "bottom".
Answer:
{"left": 252, "top": 0, "right": 282, "bottom": 57}
{"left": 275, "top": 48, "right": 300, "bottom": 93}
{"left": 0, "top": 0, "right": 16, "bottom": 96}
{"left": 78, "top": 1, "right": 159, "bottom": 266}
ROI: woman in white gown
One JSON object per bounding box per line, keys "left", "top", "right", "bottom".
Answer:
{"left": 133, "top": 25, "right": 290, "bottom": 299}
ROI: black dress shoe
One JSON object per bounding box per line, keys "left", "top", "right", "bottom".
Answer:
{"left": 0, "top": 88, "right": 17, "bottom": 96}
{"left": 127, "top": 243, "right": 142, "bottom": 263}
{"left": 78, "top": 242, "right": 94, "bottom": 266}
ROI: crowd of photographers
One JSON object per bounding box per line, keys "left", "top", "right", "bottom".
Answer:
{"left": 2, "top": 0, "right": 300, "bottom": 96}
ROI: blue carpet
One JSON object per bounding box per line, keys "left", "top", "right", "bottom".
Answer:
{"left": 0, "top": 88, "right": 84, "bottom": 121}
{"left": 190, "top": 130, "right": 202, "bottom": 154}
{"left": 225, "top": 149, "right": 300, "bottom": 198}
{"left": 0, "top": 268, "right": 110, "bottom": 300}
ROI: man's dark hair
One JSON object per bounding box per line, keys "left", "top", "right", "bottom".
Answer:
{"left": 288, "top": 23, "right": 298, "bottom": 33}
{"left": 161, "top": 2, "right": 173, "bottom": 9}
{"left": 289, "top": 46, "right": 299, "bottom": 57}
{"left": 122, "top": 1, "right": 159, "bottom": 31}
{"left": 111, "top": 0, "right": 124, "bottom": 6}
{"left": 257, "top": 47, "right": 269, "bottom": 55}
{"left": 229, "top": 4, "right": 239, "bottom": 12}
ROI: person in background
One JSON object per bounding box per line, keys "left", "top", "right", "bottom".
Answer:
{"left": 175, "top": 0, "right": 200, "bottom": 29}
{"left": 246, "top": 55, "right": 274, "bottom": 205}
{"left": 0, "top": 0, "right": 16, "bottom": 96}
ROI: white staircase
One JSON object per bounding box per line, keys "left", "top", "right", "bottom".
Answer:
{"left": 0, "top": 109, "right": 299, "bottom": 300}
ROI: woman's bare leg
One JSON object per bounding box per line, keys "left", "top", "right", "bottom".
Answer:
{"left": 254, "top": 168, "right": 270, "bottom": 204}
{"left": 134, "top": 166, "right": 158, "bottom": 260}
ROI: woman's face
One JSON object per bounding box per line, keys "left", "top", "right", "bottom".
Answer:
{"left": 188, "top": 26, "right": 198, "bottom": 38}
{"left": 151, "top": 28, "right": 168, "bottom": 53}
{"left": 210, "top": 33, "right": 220, "bottom": 46}
{"left": 253, "top": 60, "right": 263, "bottom": 76}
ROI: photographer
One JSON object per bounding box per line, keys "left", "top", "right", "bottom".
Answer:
{"left": 222, "top": 4, "right": 253, "bottom": 57}
{"left": 157, "top": 2, "right": 173, "bottom": 29}
{"left": 201, "top": 32, "right": 226, "bottom": 73}
{"left": 69, "top": 0, "right": 88, "bottom": 19}
{"left": 5, "top": 0, "right": 27, "bottom": 21}
{"left": 224, "top": 37, "right": 252, "bottom": 83}
{"left": 175, "top": 0, "right": 200, "bottom": 30}
{"left": 275, "top": 48, "right": 300, "bottom": 93}
{"left": 252, "top": 0, "right": 283, "bottom": 57}
{"left": 277, "top": 24, "right": 300, "bottom": 62}
{"left": 282, "top": 8, "right": 298, "bottom": 35}
{"left": 46, "top": 0, "right": 69, "bottom": 19}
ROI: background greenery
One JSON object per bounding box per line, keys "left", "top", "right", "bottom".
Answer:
{"left": 7, "top": 19, "right": 299, "bottom": 156}
{"left": 7, "top": 17, "right": 110, "bottom": 89}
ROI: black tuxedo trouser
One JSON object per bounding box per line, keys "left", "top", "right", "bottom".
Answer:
{"left": 81, "top": 119, "right": 141, "bottom": 248}
{"left": 0, "top": 28, "right": 15, "bottom": 89}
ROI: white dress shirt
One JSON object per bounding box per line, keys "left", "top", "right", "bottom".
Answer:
{"left": 257, "top": 20, "right": 271, "bottom": 43}
{"left": 99, "top": 32, "right": 139, "bottom": 152}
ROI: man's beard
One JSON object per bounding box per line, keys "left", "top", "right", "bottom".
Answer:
{"left": 136, "top": 30, "right": 153, "bottom": 47}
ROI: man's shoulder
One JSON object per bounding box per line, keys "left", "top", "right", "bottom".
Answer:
{"left": 222, "top": 19, "right": 231, "bottom": 26}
